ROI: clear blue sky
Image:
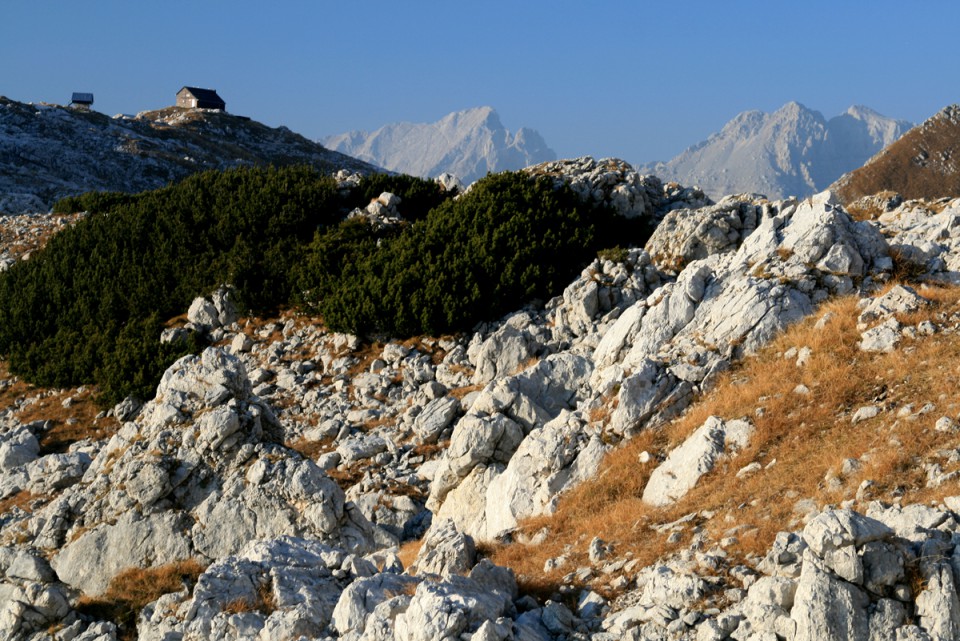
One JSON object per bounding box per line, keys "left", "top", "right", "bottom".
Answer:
{"left": 3, "top": 1, "right": 959, "bottom": 163}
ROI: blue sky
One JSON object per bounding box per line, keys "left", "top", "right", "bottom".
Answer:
{"left": 3, "top": 1, "right": 959, "bottom": 163}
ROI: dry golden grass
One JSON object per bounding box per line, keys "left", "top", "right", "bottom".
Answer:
{"left": 490, "top": 283, "right": 960, "bottom": 595}
{"left": 398, "top": 538, "right": 425, "bottom": 571}
{"left": 286, "top": 436, "right": 335, "bottom": 460}
{"left": 221, "top": 580, "right": 277, "bottom": 616}
{"left": 0, "top": 362, "right": 119, "bottom": 454}
{"left": 76, "top": 559, "right": 206, "bottom": 639}
{"left": 448, "top": 383, "right": 482, "bottom": 400}
{"left": 0, "top": 490, "right": 39, "bottom": 514}
{"left": 836, "top": 117, "right": 960, "bottom": 204}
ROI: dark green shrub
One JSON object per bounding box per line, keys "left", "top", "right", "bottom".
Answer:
{"left": 1, "top": 166, "right": 654, "bottom": 405}
{"left": 51, "top": 191, "right": 136, "bottom": 214}
{"left": 301, "top": 171, "right": 637, "bottom": 337}
{"left": 0, "top": 165, "right": 346, "bottom": 404}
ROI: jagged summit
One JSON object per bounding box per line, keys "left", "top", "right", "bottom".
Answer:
{"left": 640, "top": 102, "right": 911, "bottom": 200}
{"left": 322, "top": 106, "right": 557, "bottom": 184}
{"left": 833, "top": 103, "right": 960, "bottom": 203}
{"left": 0, "top": 96, "right": 379, "bottom": 214}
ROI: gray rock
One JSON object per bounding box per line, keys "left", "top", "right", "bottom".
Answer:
{"left": 338, "top": 433, "right": 389, "bottom": 463}
{"left": 139, "top": 536, "right": 369, "bottom": 640}
{"left": 915, "top": 562, "right": 960, "bottom": 641}
{"left": 230, "top": 332, "right": 253, "bottom": 355}
{"left": 394, "top": 560, "right": 516, "bottom": 641}
{"left": 187, "top": 296, "right": 220, "bottom": 330}
{"left": 860, "top": 318, "right": 903, "bottom": 353}
{"left": 409, "top": 519, "right": 476, "bottom": 578}
{"left": 472, "top": 324, "right": 540, "bottom": 385}
{"left": 0, "top": 427, "right": 39, "bottom": 472}
{"left": 647, "top": 198, "right": 761, "bottom": 273}
{"left": 483, "top": 411, "right": 607, "bottom": 539}
{"left": 332, "top": 572, "right": 420, "bottom": 639}
{"left": 802, "top": 509, "right": 893, "bottom": 584}
{"left": 413, "top": 396, "right": 460, "bottom": 444}
{"left": 643, "top": 416, "right": 751, "bottom": 506}
{"left": 51, "top": 510, "right": 194, "bottom": 595}
{"left": 858, "top": 285, "right": 929, "bottom": 325}
{"left": 791, "top": 550, "right": 870, "bottom": 641}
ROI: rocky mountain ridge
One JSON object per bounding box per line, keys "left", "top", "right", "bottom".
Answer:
{"left": 833, "top": 104, "right": 960, "bottom": 204}
{"left": 322, "top": 107, "right": 556, "bottom": 185}
{"left": 0, "top": 96, "right": 379, "bottom": 214}
{"left": 640, "top": 102, "right": 912, "bottom": 200}
{"left": 3, "top": 156, "right": 960, "bottom": 640}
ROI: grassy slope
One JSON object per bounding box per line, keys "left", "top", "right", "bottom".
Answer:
{"left": 492, "top": 282, "right": 960, "bottom": 601}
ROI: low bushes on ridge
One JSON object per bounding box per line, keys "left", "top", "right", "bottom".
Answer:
{"left": 0, "top": 166, "right": 645, "bottom": 405}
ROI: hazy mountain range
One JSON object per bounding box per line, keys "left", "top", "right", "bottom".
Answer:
{"left": 639, "top": 102, "right": 913, "bottom": 199}
{"left": 321, "top": 106, "right": 556, "bottom": 184}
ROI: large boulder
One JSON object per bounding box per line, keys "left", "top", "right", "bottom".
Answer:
{"left": 641, "top": 416, "right": 753, "bottom": 507}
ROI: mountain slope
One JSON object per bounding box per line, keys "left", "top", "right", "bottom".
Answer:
{"left": 641, "top": 102, "right": 911, "bottom": 199}
{"left": 833, "top": 104, "right": 960, "bottom": 203}
{"left": 322, "top": 106, "right": 556, "bottom": 184}
{"left": 0, "top": 96, "right": 379, "bottom": 213}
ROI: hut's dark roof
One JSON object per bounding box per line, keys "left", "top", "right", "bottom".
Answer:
{"left": 71, "top": 93, "right": 94, "bottom": 104}
{"left": 178, "top": 87, "right": 224, "bottom": 104}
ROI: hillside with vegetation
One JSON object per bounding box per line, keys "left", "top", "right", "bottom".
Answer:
{"left": 0, "top": 96, "right": 380, "bottom": 214}
{"left": 833, "top": 104, "right": 960, "bottom": 204}
{"left": 5, "top": 146, "right": 960, "bottom": 641}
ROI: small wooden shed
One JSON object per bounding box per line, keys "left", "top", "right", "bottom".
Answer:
{"left": 70, "top": 93, "right": 94, "bottom": 109}
{"left": 176, "top": 87, "right": 226, "bottom": 111}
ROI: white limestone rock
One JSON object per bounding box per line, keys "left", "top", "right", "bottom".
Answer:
{"left": 407, "top": 519, "right": 476, "bottom": 578}
{"left": 33, "top": 347, "right": 377, "bottom": 597}
{"left": 483, "top": 411, "right": 608, "bottom": 539}
{"left": 472, "top": 323, "right": 540, "bottom": 385}
{"left": 858, "top": 284, "right": 929, "bottom": 325}
{"left": 139, "top": 536, "right": 378, "bottom": 641}
{"left": 801, "top": 509, "right": 893, "bottom": 584}
{"left": 413, "top": 396, "right": 460, "bottom": 444}
{"left": 51, "top": 510, "right": 194, "bottom": 595}
{"left": 791, "top": 550, "right": 870, "bottom": 641}
{"left": 859, "top": 318, "right": 902, "bottom": 353}
{"left": 524, "top": 156, "right": 662, "bottom": 220}
{"left": 915, "top": 562, "right": 960, "bottom": 641}
{"left": 0, "top": 426, "right": 39, "bottom": 472}
{"left": 393, "top": 560, "right": 517, "bottom": 641}
{"left": 332, "top": 572, "right": 420, "bottom": 640}
{"left": 642, "top": 416, "right": 753, "bottom": 506}
{"left": 646, "top": 196, "right": 767, "bottom": 273}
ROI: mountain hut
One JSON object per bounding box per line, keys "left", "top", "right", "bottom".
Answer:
{"left": 176, "top": 87, "right": 226, "bottom": 111}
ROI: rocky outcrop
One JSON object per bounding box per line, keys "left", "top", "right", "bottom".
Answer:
{"left": 425, "top": 189, "right": 893, "bottom": 545}
{"left": 0, "top": 97, "right": 378, "bottom": 214}
{"left": 30, "top": 347, "right": 382, "bottom": 596}
{"left": 525, "top": 156, "right": 709, "bottom": 222}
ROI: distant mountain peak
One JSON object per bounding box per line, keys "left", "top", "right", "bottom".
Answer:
{"left": 640, "top": 102, "right": 911, "bottom": 200}
{"left": 322, "top": 107, "right": 556, "bottom": 184}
